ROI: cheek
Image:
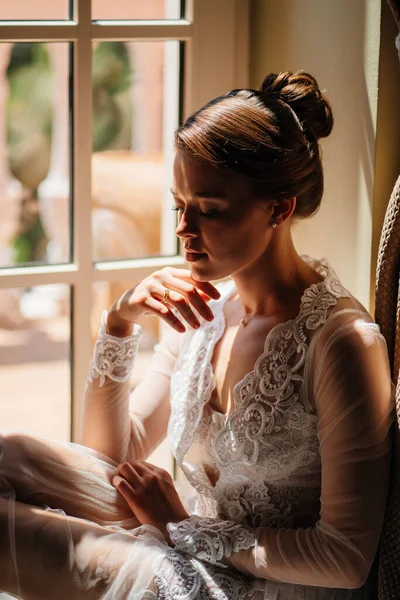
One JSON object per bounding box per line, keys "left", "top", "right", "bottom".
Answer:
{"left": 225, "top": 217, "right": 268, "bottom": 256}
{"left": 200, "top": 210, "right": 269, "bottom": 261}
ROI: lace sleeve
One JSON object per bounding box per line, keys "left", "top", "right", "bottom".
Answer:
{"left": 168, "top": 516, "right": 256, "bottom": 569}
{"left": 81, "top": 314, "right": 180, "bottom": 463}
{"left": 168, "top": 316, "right": 393, "bottom": 589}
{"left": 87, "top": 310, "right": 142, "bottom": 387}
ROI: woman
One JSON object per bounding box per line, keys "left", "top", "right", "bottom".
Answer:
{"left": 0, "top": 71, "right": 393, "bottom": 599}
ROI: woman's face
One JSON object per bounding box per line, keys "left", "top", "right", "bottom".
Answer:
{"left": 172, "top": 150, "right": 274, "bottom": 282}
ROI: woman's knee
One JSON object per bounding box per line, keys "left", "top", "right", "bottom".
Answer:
{"left": 1, "top": 431, "right": 31, "bottom": 452}
{"left": 0, "top": 433, "right": 36, "bottom": 502}
{"left": 0, "top": 432, "right": 30, "bottom": 468}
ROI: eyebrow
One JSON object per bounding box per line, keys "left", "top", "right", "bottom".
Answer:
{"left": 170, "top": 189, "right": 228, "bottom": 201}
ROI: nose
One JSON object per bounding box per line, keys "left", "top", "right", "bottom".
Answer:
{"left": 175, "top": 210, "right": 199, "bottom": 240}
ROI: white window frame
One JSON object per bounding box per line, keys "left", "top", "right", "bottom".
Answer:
{"left": 0, "top": 0, "right": 249, "bottom": 441}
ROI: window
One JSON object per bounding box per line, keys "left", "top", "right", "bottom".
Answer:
{"left": 0, "top": 0, "right": 249, "bottom": 464}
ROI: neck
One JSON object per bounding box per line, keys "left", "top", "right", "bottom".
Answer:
{"left": 231, "top": 228, "right": 322, "bottom": 317}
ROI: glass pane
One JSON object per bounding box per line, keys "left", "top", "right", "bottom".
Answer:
{"left": 0, "top": 284, "right": 71, "bottom": 440}
{"left": 0, "top": 43, "right": 71, "bottom": 268}
{"left": 92, "top": 281, "right": 173, "bottom": 474}
{"left": 93, "top": 0, "right": 182, "bottom": 20}
{"left": 92, "top": 40, "right": 180, "bottom": 262}
{"left": 0, "top": 0, "right": 70, "bottom": 20}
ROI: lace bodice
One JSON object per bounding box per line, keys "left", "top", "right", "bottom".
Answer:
{"left": 168, "top": 257, "right": 349, "bottom": 529}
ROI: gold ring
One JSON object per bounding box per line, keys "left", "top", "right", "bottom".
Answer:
{"left": 162, "top": 289, "right": 170, "bottom": 303}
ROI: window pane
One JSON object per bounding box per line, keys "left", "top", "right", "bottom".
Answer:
{"left": 93, "top": 0, "right": 182, "bottom": 20}
{"left": 0, "top": 43, "right": 71, "bottom": 268}
{"left": 0, "top": 284, "right": 71, "bottom": 440}
{"left": 92, "top": 281, "right": 173, "bottom": 474}
{"left": 0, "top": 0, "right": 70, "bottom": 20}
{"left": 92, "top": 40, "right": 180, "bottom": 262}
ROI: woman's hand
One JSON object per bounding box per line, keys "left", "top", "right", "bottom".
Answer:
{"left": 106, "top": 267, "right": 220, "bottom": 337}
{"left": 112, "top": 460, "right": 189, "bottom": 543}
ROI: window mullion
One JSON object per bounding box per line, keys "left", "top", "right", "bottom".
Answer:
{"left": 71, "top": 0, "right": 93, "bottom": 442}
{"left": 0, "top": 265, "right": 79, "bottom": 288}
{"left": 0, "top": 23, "right": 78, "bottom": 42}
{"left": 94, "top": 256, "right": 186, "bottom": 282}
{"left": 91, "top": 21, "right": 193, "bottom": 41}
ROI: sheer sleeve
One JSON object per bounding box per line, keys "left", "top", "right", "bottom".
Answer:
{"left": 80, "top": 313, "right": 180, "bottom": 464}
{"left": 168, "top": 312, "right": 394, "bottom": 589}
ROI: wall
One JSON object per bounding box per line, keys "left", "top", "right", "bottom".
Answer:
{"left": 250, "top": 0, "right": 400, "bottom": 310}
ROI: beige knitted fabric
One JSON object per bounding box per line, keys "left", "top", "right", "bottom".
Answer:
{"left": 375, "top": 174, "right": 400, "bottom": 599}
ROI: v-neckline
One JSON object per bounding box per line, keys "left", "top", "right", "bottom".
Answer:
{"left": 203, "top": 256, "right": 331, "bottom": 421}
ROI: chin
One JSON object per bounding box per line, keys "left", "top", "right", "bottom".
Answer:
{"left": 189, "top": 261, "right": 232, "bottom": 283}
{"left": 188, "top": 266, "right": 213, "bottom": 282}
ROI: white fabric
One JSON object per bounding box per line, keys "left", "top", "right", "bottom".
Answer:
{"left": 87, "top": 311, "right": 142, "bottom": 386}
{"left": 0, "top": 257, "right": 393, "bottom": 599}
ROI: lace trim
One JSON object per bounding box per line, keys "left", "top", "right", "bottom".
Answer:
{"left": 168, "top": 516, "right": 256, "bottom": 568}
{"left": 87, "top": 310, "right": 142, "bottom": 387}
{"left": 168, "top": 285, "right": 229, "bottom": 464}
{"left": 155, "top": 547, "right": 251, "bottom": 600}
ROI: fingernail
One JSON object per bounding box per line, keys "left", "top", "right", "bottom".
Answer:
{"left": 113, "top": 475, "right": 123, "bottom": 487}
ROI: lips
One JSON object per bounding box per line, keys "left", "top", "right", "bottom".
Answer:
{"left": 184, "top": 247, "right": 205, "bottom": 254}
{"left": 185, "top": 250, "right": 207, "bottom": 262}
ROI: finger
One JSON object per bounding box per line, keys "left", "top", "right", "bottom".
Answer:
{"left": 149, "top": 285, "right": 201, "bottom": 329}
{"left": 139, "top": 461, "right": 161, "bottom": 472}
{"left": 117, "top": 461, "right": 163, "bottom": 483}
{"left": 117, "top": 462, "right": 144, "bottom": 487}
{"left": 196, "top": 289, "right": 217, "bottom": 303}
{"left": 121, "top": 461, "right": 162, "bottom": 491}
{"left": 123, "top": 461, "right": 153, "bottom": 477}
{"left": 142, "top": 296, "right": 186, "bottom": 333}
{"left": 166, "top": 269, "right": 221, "bottom": 299}
{"left": 191, "top": 280, "right": 221, "bottom": 300}
{"left": 163, "top": 290, "right": 202, "bottom": 329}
{"left": 141, "top": 461, "right": 172, "bottom": 481}
{"left": 112, "top": 476, "right": 137, "bottom": 510}
{"left": 157, "top": 279, "right": 214, "bottom": 323}
{"left": 167, "top": 284, "right": 214, "bottom": 324}
{"left": 132, "top": 461, "right": 166, "bottom": 478}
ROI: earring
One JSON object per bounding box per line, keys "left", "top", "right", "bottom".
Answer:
{"left": 272, "top": 222, "right": 277, "bottom": 228}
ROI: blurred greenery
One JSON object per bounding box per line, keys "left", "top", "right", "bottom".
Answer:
{"left": 13, "top": 235, "right": 31, "bottom": 264}
{"left": 13, "top": 213, "right": 48, "bottom": 264}
{"left": 6, "top": 41, "right": 133, "bottom": 263}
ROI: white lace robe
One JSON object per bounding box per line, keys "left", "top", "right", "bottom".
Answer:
{"left": 0, "top": 258, "right": 394, "bottom": 600}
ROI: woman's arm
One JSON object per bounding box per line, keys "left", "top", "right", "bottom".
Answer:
{"left": 168, "top": 316, "right": 393, "bottom": 589}
{"left": 80, "top": 314, "right": 180, "bottom": 464}
{"left": 79, "top": 267, "right": 220, "bottom": 464}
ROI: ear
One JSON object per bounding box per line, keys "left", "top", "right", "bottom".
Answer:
{"left": 271, "top": 198, "right": 296, "bottom": 226}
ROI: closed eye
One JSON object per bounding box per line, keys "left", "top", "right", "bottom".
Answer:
{"left": 172, "top": 206, "right": 220, "bottom": 219}
{"left": 199, "top": 209, "right": 220, "bottom": 218}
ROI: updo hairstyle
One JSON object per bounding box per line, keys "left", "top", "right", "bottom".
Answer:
{"left": 175, "top": 71, "right": 333, "bottom": 218}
